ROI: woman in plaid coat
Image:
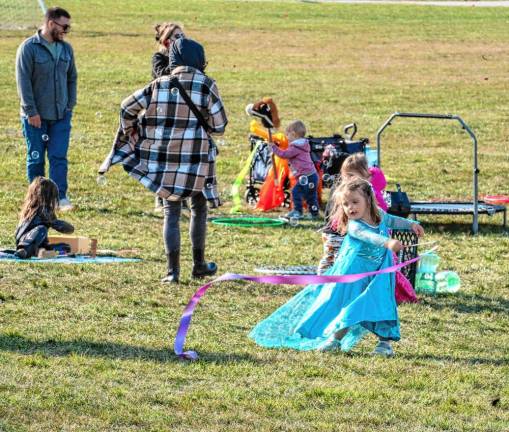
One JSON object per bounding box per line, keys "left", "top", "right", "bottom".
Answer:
{"left": 110, "top": 38, "right": 228, "bottom": 283}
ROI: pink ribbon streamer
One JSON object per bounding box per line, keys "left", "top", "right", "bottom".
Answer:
{"left": 174, "top": 254, "right": 424, "bottom": 360}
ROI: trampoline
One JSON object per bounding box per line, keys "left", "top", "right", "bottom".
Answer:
{"left": 376, "top": 112, "right": 507, "bottom": 234}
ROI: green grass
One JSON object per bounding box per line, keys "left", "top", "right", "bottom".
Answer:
{"left": 0, "top": 1, "right": 508, "bottom": 430}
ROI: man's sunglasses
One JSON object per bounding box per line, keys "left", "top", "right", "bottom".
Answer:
{"left": 52, "top": 21, "right": 71, "bottom": 32}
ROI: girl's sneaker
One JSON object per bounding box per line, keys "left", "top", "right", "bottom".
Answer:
{"left": 317, "top": 334, "right": 343, "bottom": 352}
{"left": 285, "top": 210, "right": 302, "bottom": 220}
{"left": 371, "top": 340, "right": 394, "bottom": 357}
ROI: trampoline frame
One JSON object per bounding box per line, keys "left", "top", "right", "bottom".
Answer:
{"left": 376, "top": 112, "right": 506, "bottom": 234}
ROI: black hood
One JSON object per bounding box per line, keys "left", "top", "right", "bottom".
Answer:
{"left": 169, "top": 38, "right": 206, "bottom": 72}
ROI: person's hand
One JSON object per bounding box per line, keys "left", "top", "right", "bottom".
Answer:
{"left": 28, "top": 114, "right": 41, "bottom": 128}
{"left": 412, "top": 223, "right": 424, "bottom": 237}
{"left": 385, "top": 238, "right": 403, "bottom": 253}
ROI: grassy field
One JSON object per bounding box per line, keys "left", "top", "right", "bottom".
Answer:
{"left": 0, "top": 1, "right": 508, "bottom": 430}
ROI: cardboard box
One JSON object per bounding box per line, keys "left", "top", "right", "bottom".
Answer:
{"left": 47, "top": 235, "right": 91, "bottom": 254}
{"left": 38, "top": 249, "right": 58, "bottom": 259}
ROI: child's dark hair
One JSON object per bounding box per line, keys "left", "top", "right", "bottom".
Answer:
{"left": 328, "top": 178, "right": 381, "bottom": 235}
{"left": 340, "top": 153, "right": 370, "bottom": 180}
{"left": 45, "top": 6, "right": 71, "bottom": 22}
{"left": 19, "top": 177, "right": 59, "bottom": 223}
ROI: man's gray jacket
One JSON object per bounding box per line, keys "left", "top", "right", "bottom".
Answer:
{"left": 16, "top": 30, "right": 77, "bottom": 120}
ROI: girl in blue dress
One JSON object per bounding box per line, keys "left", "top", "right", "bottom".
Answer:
{"left": 249, "top": 178, "right": 424, "bottom": 356}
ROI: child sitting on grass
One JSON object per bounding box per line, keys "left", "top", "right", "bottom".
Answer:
{"left": 14, "top": 177, "right": 74, "bottom": 259}
{"left": 271, "top": 120, "right": 319, "bottom": 220}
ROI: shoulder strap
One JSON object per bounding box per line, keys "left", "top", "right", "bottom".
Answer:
{"left": 169, "top": 76, "right": 212, "bottom": 133}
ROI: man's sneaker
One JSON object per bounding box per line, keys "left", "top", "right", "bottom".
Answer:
{"left": 59, "top": 198, "right": 74, "bottom": 211}
{"left": 371, "top": 340, "right": 394, "bottom": 357}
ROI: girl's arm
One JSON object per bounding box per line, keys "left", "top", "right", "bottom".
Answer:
{"left": 369, "top": 166, "right": 387, "bottom": 191}
{"left": 383, "top": 211, "right": 424, "bottom": 236}
{"left": 369, "top": 167, "right": 388, "bottom": 211}
{"left": 51, "top": 220, "right": 74, "bottom": 234}
{"left": 348, "top": 220, "right": 389, "bottom": 248}
{"left": 271, "top": 143, "right": 299, "bottom": 159}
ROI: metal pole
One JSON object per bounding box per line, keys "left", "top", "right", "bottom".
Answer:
{"left": 38, "top": 0, "right": 47, "bottom": 13}
{"left": 455, "top": 116, "right": 479, "bottom": 234}
{"left": 375, "top": 112, "right": 398, "bottom": 168}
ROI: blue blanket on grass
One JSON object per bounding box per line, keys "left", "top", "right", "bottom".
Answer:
{"left": 0, "top": 252, "right": 140, "bottom": 264}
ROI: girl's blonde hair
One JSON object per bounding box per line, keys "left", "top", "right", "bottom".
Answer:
{"left": 19, "top": 177, "right": 59, "bottom": 223}
{"left": 154, "top": 22, "right": 183, "bottom": 53}
{"left": 328, "top": 178, "right": 381, "bottom": 235}
{"left": 340, "top": 152, "right": 370, "bottom": 180}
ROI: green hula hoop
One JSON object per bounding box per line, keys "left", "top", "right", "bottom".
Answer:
{"left": 211, "top": 217, "right": 285, "bottom": 227}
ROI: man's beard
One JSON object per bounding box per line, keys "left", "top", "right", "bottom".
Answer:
{"left": 50, "top": 28, "right": 63, "bottom": 41}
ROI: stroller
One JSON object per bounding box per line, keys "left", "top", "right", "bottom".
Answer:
{"left": 244, "top": 123, "right": 369, "bottom": 207}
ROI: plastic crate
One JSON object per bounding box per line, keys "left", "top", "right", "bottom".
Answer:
{"left": 391, "top": 229, "right": 418, "bottom": 287}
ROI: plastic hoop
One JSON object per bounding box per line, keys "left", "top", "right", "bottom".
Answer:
{"left": 211, "top": 217, "right": 285, "bottom": 227}
{"left": 254, "top": 265, "right": 317, "bottom": 275}
{"left": 484, "top": 195, "right": 509, "bottom": 205}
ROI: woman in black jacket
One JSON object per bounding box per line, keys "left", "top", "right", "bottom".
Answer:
{"left": 152, "top": 22, "right": 185, "bottom": 79}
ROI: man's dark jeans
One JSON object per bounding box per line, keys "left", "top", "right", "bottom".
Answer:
{"left": 21, "top": 110, "right": 72, "bottom": 199}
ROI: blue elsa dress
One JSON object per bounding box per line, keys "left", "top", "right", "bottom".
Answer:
{"left": 249, "top": 210, "right": 415, "bottom": 351}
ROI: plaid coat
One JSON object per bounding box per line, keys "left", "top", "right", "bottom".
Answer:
{"left": 108, "top": 66, "right": 228, "bottom": 206}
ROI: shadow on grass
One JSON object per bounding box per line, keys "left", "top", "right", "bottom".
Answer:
{"left": 0, "top": 334, "right": 263, "bottom": 365}
{"left": 90, "top": 207, "right": 163, "bottom": 220}
{"left": 398, "top": 352, "right": 508, "bottom": 367}
{"left": 421, "top": 292, "right": 509, "bottom": 315}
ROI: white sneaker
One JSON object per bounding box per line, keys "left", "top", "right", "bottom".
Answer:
{"left": 371, "top": 340, "right": 394, "bottom": 357}
{"left": 59, "top": 198, "right": 74, "bottom": 211}
{"left": 154, "top": 196, "right": 163, "bottom": 213}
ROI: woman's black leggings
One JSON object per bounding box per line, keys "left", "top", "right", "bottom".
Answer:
{"left": 163, "top": 193, "right": 208, "bottom": 253}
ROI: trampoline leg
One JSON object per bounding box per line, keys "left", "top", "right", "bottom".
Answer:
{"left": 504, "top": 208, "right": 507, "bottom": 230}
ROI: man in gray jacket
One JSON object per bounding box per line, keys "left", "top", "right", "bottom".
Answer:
{"left": 16, "top": 6, "right": 77, "bottom": 210}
